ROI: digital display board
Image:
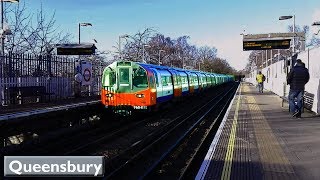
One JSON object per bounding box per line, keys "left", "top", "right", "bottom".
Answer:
{"left": 243, "top": 39, "right": 291, "bottom": 51}
{"left": 56, "top": 43, "right": 97, "bottom": 55}
{"left": 57, "top": 48, "right": 95, "bottom": 55}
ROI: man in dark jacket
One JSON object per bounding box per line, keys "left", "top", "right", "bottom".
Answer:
{"left": 287, "top": 59, "right": 310, "bottom": 118}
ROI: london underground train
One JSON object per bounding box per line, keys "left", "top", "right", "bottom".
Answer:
{"left": 101, "top": 61, "right": 234, "bottom": 114}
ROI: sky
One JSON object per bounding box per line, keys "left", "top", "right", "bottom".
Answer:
{"left": 15, "top": 0, "right": 320, "bottom": 70}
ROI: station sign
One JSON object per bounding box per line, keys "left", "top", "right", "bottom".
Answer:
{"left": 81, "top": 61, "right": 93, "bottom": 86}
{"left": 74, "top": 61, "right": 93, "bottom": 85}
{"left": 56, "top": 43, "right": 97, "bottom": 55}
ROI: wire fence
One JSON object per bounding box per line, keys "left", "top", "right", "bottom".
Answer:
{"left": 0, "top": 53, "right": 103, "bottom": 106}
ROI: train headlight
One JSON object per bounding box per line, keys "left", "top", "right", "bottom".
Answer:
{"left": 106, "top": 93, "right": 113, "bottom": 97}
{"left": 150, "top": 88, "right": 156, "bottom": 93}
{"left": 136, "top": 94, "right": 145, "bottom": 98}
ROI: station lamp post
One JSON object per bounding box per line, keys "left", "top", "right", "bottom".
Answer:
{"left": 312, "top": 21, "right": 320, "bottom": 26}
{"left": 78, "top": 23, "right": 92, "bottom": 44}
{"left": 142, "top": 44, "right": 150, "bottom": 63}
{"left": 312, "top": 21, "right": 320, "bottom": 35}
{"left": 1, "top": 0, "right": 19, "bottom": 106}
{"left": 158, "top": 49, "right": 165, "bottom": 65}
{"left": 119, "top": 34, "right": 129, "bottom": 60}
{"left": 182, "top": 57, "right": 186, "bottom": 69}
{"left": 1, "top": 0, "right": 19, "bottom": 56}
{"left": 279, "top": 15, "right": 295, "bottom": 68}
{"left": 76, "top": 22, "right": 92, "bottom": 98}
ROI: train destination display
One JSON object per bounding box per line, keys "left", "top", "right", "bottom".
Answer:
{"left": 243, "top": 39, "right": 291, "bottom": 51}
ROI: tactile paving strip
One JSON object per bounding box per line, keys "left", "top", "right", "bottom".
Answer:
{"left": 203, "top": 84, "right": 298, "bottom": 180}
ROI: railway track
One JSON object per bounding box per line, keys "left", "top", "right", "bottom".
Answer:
{"left": 3, "top": 84, "right": 214, "bottom": 156}
{"left": 63, "top": 85, "right": 228, "bottom": 157}
{"left": 1, "top": 82, "right": 237, "bottom": 180}
{"left": 3, "top": 112, "right": 139, "bottom": 156}
{"left": 102, "top": 82, "right": 238, "bottom": 179}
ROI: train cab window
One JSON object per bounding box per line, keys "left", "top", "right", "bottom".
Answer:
{"left": 119, "top": 68, "right": 129, "bottom": 84}
{"left": 104, "top": 71, "right": 116, "bottom": 87}
{"left": 133, "top": 67, "right": 148, "bottom": 88}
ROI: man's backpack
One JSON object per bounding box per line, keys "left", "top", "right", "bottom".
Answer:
{"left": 262, "top": 75, "right": 266, "bottom": 82}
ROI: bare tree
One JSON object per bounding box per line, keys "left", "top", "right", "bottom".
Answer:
{"left": 4, "top": 2, "right": 71, "bottom": 55}
{"left": 120, "top": 27, "right": 157, "bottom": 61}
{"left": 113, "top": 28, "right": 235, "bottom": 74}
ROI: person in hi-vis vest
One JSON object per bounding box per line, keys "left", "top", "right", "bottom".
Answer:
{"left": 256, "top": 71, "right": 265, "bottom": 93}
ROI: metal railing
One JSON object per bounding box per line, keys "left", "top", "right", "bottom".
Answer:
{"left": 0, "top": 53, "right": 104, "bottom": 106}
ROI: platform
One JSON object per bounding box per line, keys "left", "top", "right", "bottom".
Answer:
{"left": 197, "top": 83, "right": 320, "bottom": 180}
{"left": 0, "top": 96, "right": 101, "bottom": 121}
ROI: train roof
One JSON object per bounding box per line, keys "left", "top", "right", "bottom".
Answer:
{"left": 136, "top": 62, "right": 224, "bottom": 76}
{"left": 105, "top": 61, "right": 233, "bottom": 77}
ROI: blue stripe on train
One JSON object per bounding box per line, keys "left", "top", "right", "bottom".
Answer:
{"left": 182, "top": 91, "right": 189, "bottom": 96}
{"left": 157, "top": 95, "right": 174, "bottom": 103}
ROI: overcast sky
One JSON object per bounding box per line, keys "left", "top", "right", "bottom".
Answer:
{"left": 21, "top": 0, "right": 320, "bottom": 70}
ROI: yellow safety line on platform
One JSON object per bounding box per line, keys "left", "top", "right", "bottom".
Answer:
{"left": 245, "top": 85, "right": 294, "bottom": 175}
{"left": 220, "top": 84, "right": 242, "bottom": 180}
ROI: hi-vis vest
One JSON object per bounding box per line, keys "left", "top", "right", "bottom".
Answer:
{"left": 256, "top": 74, "right": 264, "bottom": 83}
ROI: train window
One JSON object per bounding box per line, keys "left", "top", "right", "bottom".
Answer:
{"left": 133, "top": 67, "right": 148, "bottom": 88}
{"left": 161, "top": 76, "right": 168, "bottom": 86}
{"left": 174, "top": 75, "right": 178, "bottom": 85}
{"left": 183, "top": 76, "right": 188, "bottom": 84}
{"left": 154, "top": 73, "right": 159, "bottom": 87}
{"left": 119, "top": 68, "right": 129, "bottom": 84}
{"left": 194, "top": 76, "right": 198, "bottom": 85}
{"left": 149, "top": 76, "right": 155, "bottom": 88}
{"left": 166, "top": 76, "right": 172, "bottom": 85}
{"left": 176, "top": 76, "right": 181, "bottom": 85}
{"left": 181, "top": 76, "right": 185, "bottom": 84}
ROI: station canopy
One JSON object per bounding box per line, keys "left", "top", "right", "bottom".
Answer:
{"left": 56, "top": 43, "right": 97, "bottom": 55}
{"left": 242, "top": 32, "right": 305, "bottom": 51}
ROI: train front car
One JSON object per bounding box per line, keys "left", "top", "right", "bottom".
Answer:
{"left": 101, "top": 61, "right": 156, "bottom": 115}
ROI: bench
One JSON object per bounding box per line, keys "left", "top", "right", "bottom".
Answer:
{"left": 9, "top": 86, "right": 54, "bottom": 104}
{"left": 280, "top": 91, "right": 314, "bottom": 113}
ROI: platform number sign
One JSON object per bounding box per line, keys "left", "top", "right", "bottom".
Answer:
{"left": 81, "top": 61, "right": 93, "bottom": 86}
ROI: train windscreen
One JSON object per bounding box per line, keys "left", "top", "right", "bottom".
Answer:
{"left": 132, "top": 67, "right": 148, "bottom": 89}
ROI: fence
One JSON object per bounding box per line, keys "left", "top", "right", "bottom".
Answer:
{"left": 0, "top": 53, "right": 103, "bottom": 106}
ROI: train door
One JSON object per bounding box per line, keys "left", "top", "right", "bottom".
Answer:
{"left": 117, "top": 66, "right": 133, "bottom": 93}
{"left": 150, "top": 68, "right": 163, "bottom": 98}
{"left": 158, "top": 69, "right": 173, "bottom": 98}
{"left": 193, "top": 73, "right": 199, "bottom": 90}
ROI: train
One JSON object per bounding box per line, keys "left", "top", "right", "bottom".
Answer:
{"left": 101, "top": 61, "right": 234, "bottom": 114}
